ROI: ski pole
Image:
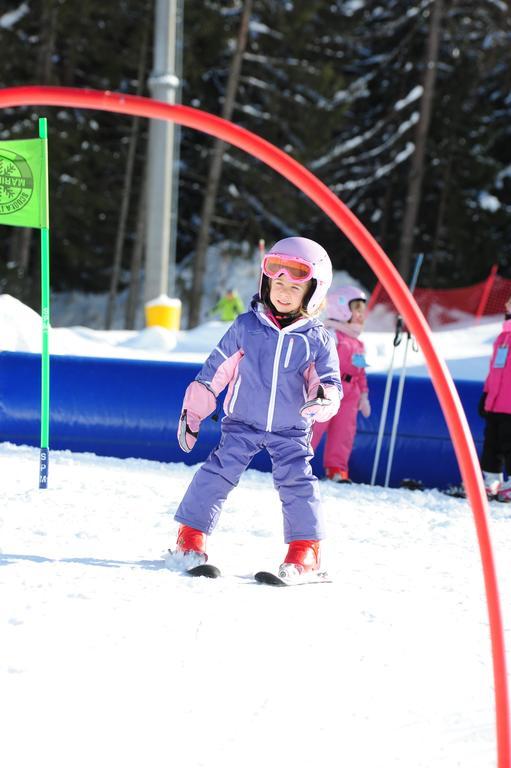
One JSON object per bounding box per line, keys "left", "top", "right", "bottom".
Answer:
{"left": 383, "top": 253, "right": 424, "bottom": 487}
{"left": 370, "top": 252, "right": 424, "bottom": 486}
{"left": 370, "top": 319, "right": 401, "bottom": 485}
{"left": 384, "top": 332, "right": 410, "bottom": 487}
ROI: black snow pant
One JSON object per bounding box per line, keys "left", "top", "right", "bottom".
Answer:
{"left": 480, "top": 412, "right": 511, "bottom": 475}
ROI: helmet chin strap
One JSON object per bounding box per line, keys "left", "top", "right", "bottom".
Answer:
{"left": 268, "top": 300, "right": 301, "bottom": 320}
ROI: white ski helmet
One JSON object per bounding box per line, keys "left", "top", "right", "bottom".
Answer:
{"left": 259, "top": 236, "right": 333, "bottom": 314}
{"left": 327, "top": 286, "right": 367, "bottom": 322}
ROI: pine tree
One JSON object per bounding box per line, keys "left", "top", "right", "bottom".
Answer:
{"left": 1, "top": 0, "right": 511, "bottom": 315}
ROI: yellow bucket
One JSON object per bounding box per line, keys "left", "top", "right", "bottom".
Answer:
{"left": 144, "top": 296, "right": 182, "bottom": 331}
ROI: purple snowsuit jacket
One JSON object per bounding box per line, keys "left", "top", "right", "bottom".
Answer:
{"left": 175, "top": 300, "right": 342, "bottom": 542}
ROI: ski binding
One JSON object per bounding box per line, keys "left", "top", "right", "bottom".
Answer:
{"left": 254, "top": 570, "right": 332, "bottom": 587}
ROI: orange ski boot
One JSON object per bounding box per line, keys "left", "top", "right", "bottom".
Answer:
{"left": 175, "top": 524, "right": 208, "bottom": 562}
{"left": 278, "top": 539, "right": 320, "bottom": 579}
{"left": 326, "top": 466, "right": 351, "bottom": 484}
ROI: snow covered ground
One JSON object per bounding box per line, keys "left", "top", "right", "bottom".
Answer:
{"left": 1, "top": 292, "right": 511, "bottom": 767}
{"left": 2, "top": 442, "right": 510, "bottom": 768}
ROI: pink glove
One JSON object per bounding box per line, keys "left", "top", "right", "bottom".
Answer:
{"left": 300, "top": 385, "right": 333, "bottom": 419}
{"left": 359, "top": 392, "right": 371, "bottom": 418}
{"left": 177, "top": 381, "right": 217, "bottom": 453}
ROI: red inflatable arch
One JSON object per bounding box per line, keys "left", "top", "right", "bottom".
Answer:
{"left": 1, "top": 86, "right": 508, "bottom": 766}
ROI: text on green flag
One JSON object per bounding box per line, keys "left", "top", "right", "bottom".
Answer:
{"left": 0, "top": 138, "right": 49, "bottom": 229}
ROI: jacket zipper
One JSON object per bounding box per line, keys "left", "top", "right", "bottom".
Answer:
{"left": 266, "top": 332, "right": 285, "bottom": 431}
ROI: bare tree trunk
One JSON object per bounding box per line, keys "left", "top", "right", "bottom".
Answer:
{"left": 105, "top": 18, "right": 149, "bottom": 329}
{"left": 7, "top": 228, "right": 34, "bottom": 304}
{"left": 397, "top": 0, "right": 444, "bottom": 281}
{"left": 378, "top": 177, "right": 394, "bottom": 250}
{"left": 37, "top": 0, "right": 58, "bottom": 83}
{"left": 125, "top": 169, "right": 148, "bottom": 329}
{"left": 188, "top": 0, "right": 253, "bottom": 328}
{"left": 430, "top": 150, "right": 452, "bottom": 283}
{"left": 15, "top": 0, "right": 59, "bottom": 305}
{"left": 104, "top": 114, "right": 142, "bottom": 328}
{"left": 17, "top": 227, "right": 32, "bottom": 275}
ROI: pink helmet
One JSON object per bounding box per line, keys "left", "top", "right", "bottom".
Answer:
{"left": 327, "top": 286, "right": 367, "bottom": 322}
{"left": 259, "top": 236, "right": 333, "bottom": 313}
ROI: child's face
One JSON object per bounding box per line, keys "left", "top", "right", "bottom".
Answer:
{"left": 505, "top": 295, "right": 511, "bottom": 314}
{"left": 349, "top": 299, "right": 366, "bottom": 325}
{"left": 269, "top": 276, "right": 310, "bottom": 314}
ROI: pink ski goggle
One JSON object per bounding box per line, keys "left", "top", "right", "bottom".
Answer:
{"left": 262, "top": 253, "right": 313, "bottom": 283}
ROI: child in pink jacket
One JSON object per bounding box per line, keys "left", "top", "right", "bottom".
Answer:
{"left": 312, "top": 286, "right": 370, "bottom": 482}
{"left": 479, "top": 295, "right": 511, "bottom": 502}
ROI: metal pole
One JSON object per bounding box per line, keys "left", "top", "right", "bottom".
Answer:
{"left": 370, "top": 335, "right": 398, "bottom": 486}
{"left": 383, "top": 333, "right": 410, "bottom": 488}
{"left": 144, "top": 0, "right": 181, "bottom": 304}
{"left": 382, "top": 253, "right": 424, "bottom": 487}
{"left": 169, "top": 0, "right": 183, "bottom": 287}
{"left": 370, "top": 253, "right": 424, "bottom": 486}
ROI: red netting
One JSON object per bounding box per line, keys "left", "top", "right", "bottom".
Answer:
{"left": 369, "top": 273, "right": 511, "bottom": 329}
{"left": 483, "top": 275, "right": 511, "bottom": 317}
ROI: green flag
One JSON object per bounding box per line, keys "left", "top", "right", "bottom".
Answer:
{"left": 0, "top": 137, "right": 49, "bottom": 229}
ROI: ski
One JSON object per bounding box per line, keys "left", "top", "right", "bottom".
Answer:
{"left": 186, "top": 563, "right": 221, "bottom": 579}
{"left": 254, "top": 571, "right": 286, "bottom": 587}
{"left": 254, "top": 570, "right": 332, "bottom": 587}
{"left": 165, "top": 549, "right": 221, "bottom": 578}
{"left": 441, "top": 486, "right": 501, "bottom": 502}
{"left": 442, "top": 485, "right": 466, "bottom": 499}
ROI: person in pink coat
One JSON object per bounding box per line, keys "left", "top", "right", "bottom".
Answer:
{"left": 479, "top": 294, "right": 511, "bottom": 502}
{"left": 312, "top": 286, "right": 370, "bottom": 482}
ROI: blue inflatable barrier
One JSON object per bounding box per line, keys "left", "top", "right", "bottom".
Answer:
{"left": 347, "top": 373, "right": 484, "bottom": 488}
{"left": 0, "top": 351, "right": 484, "bottom": 488}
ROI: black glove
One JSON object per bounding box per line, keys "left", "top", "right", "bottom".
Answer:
{"left": 478, "top": 392, "right": 488, "bottom": 418}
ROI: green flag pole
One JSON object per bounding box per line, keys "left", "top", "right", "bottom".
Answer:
{"left": 38, "top": 118, "right": 50, "bottom": 489}
{"left": 0, "top": 118, "right": 50, "bottom": 486}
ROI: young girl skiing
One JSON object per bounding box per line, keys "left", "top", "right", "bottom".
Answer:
{"left": 172, "top": 236, "right": 342, "bottom": 578}
{"left": 311, "top": 286, "right": 370, "bottom": 483}
{"left": 479, "top": 294, "right": 511, "bottom": 502}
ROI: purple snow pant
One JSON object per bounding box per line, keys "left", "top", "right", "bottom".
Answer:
{"left": 175, "top": 418, "right": 325, "bottom": 542}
